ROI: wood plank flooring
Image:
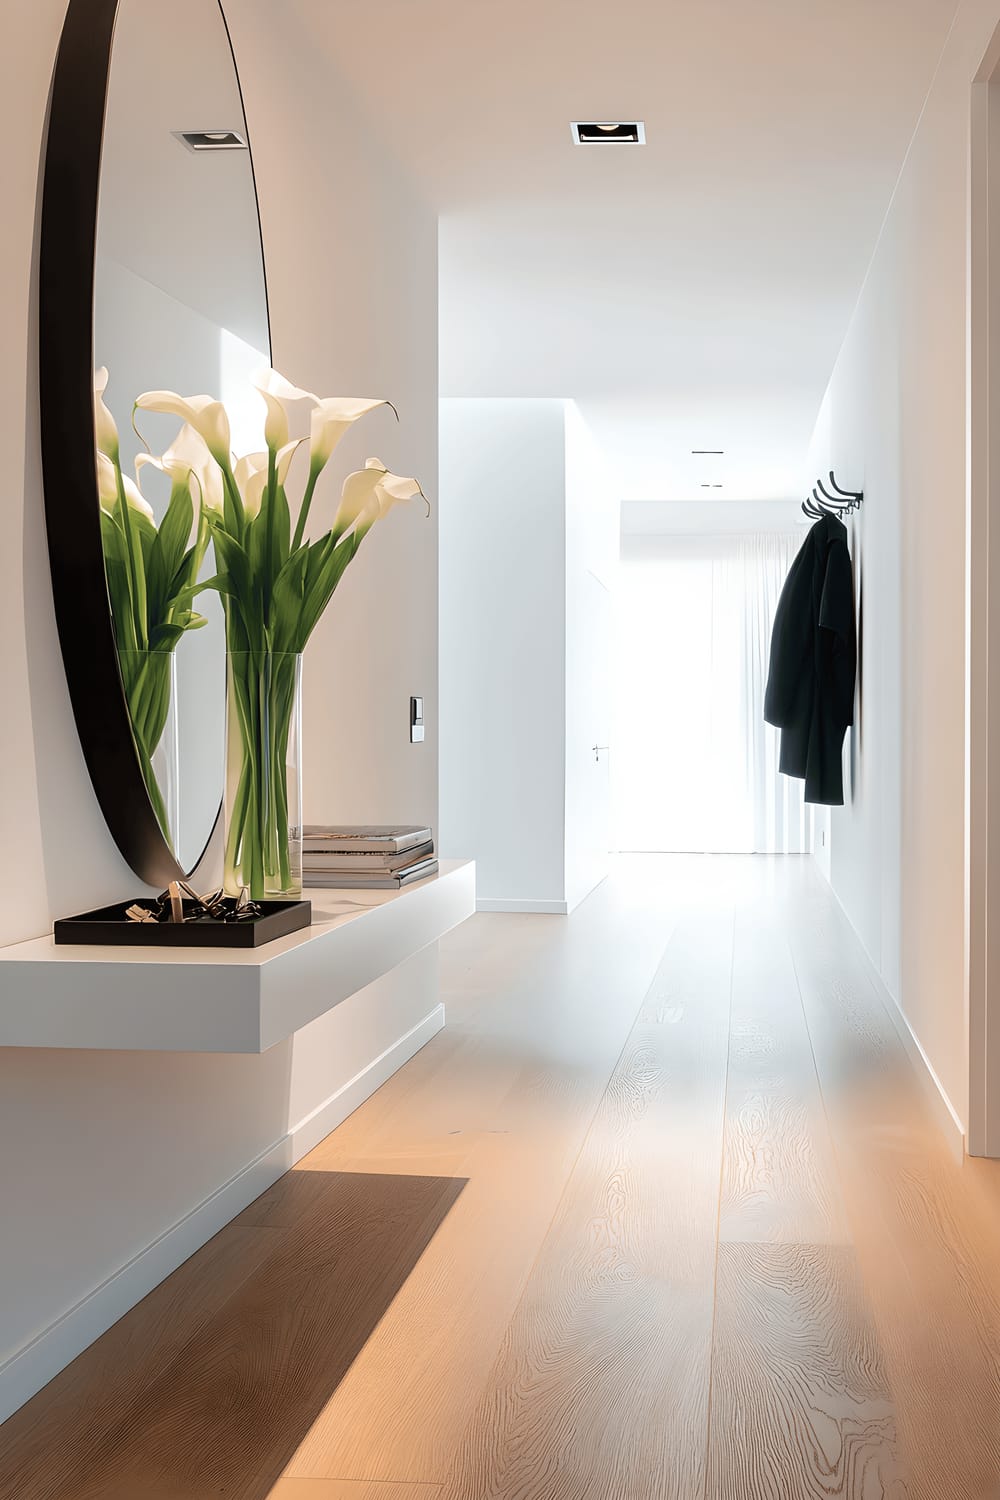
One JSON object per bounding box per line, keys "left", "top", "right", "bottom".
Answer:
{"left": 4, "top": 856, "right": 1000, "bottom": 1498}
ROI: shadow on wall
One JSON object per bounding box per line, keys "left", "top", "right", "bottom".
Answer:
{"left": 0, "top": 1169, "right": 467, "bottom": 1498}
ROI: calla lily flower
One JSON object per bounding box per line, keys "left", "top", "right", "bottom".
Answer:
{"left": 234, "top": 440, "right": 303, "bottom": 519}
{"left": 333, "top": 458, "right": 426, "bottom": 536}
{"left": 134, "top": 390, "right": 232, "bottom": 467}
{"left": 365, "top": 457, "right": 428, "bottom": 518}
{"left": 254, "top": 368, "right": 317, "bottom": 451}
{"left": 309, "top": 397, "right": 393, "bottom": 473}
{"left": 96, "top": 452, "right": 154, "bottom": 520}
{"left": 94, "top": 367, "right": 120, "bottom": 461}
{"left": 333, "top": 468, "right": 383, "bottom": 534}
{"left": 135, "top": 423, "right": 225, "bottom": 515}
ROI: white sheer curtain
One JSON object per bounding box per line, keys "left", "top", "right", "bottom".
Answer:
{"left": 612, "top": 529, "right": 813, "bottom": 854}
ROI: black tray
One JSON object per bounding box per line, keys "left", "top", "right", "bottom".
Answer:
{"left": 54, "top": 899, "right": 312, "bottom": 948}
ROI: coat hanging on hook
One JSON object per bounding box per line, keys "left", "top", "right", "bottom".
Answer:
{"left": 764, "top": 503, "right": 857, "bottom": 805}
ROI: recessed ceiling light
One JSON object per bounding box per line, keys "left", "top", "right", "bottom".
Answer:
{"left": 173, "top": 129, "right": 247, "bottom": 153}
{"left": 571, "top": 121, "right": 646, "bottom": 145}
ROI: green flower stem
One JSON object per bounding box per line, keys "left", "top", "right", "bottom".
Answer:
{"left": 120, "top": 650, "right": 174, "bottom": 847}
{"left": 114, "top": 463, "right": 146, "bottom": 649}
{"left": 290, "top": 466, "right": 321, "bottom": 554}
{"left": 265, "top": 450, "right": 278, "bottom": 614}
{"left": 225, "top": 651, "right": 299, "bottom": 899}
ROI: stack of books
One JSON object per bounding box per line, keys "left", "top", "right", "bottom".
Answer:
{"left": 302, "top": 825, "right": 437, "bottom": 890}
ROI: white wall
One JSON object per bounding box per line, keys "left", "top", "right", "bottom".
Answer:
{"left": 808, "top": 0, "right": 1000, "bottom": 1136}
{"left": 228, "top": 0, "right": 439, "bottom": 836}
{"left": 439, "top": 399, "right": 568, "bottom": 909}
{"left": 621, "top": 499, "right": 809, "bottom": 537}
{"left": 0, "top": 0, "right": 438, "bottom": 1417}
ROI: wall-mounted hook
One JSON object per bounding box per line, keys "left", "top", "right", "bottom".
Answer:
{"left": 827, "top": 470, "right": 863, "bottom": 507}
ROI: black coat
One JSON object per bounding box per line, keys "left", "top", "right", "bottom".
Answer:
{"left": 764, "top": 513, "right": 856, "bottom": 806}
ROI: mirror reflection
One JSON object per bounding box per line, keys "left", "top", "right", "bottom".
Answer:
{"left": 94, "top": 0, "right": 269, "bottom": 871}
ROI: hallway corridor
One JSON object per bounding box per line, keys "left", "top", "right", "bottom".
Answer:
{"left": 2, "top": 857, "right": 999, "bottom": 1499}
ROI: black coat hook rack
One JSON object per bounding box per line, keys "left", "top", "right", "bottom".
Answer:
{"left": 801, "top": 470, "right": 863, "bottom": 522}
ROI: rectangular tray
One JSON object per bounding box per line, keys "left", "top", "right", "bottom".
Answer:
{"left": 53, "top": 899, "right": 312, "bottom": 949}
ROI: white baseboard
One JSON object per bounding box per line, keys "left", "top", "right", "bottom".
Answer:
{"left": 285, "top": 1004, "right": 443, "bottom": 1159}
{"left": 816, "top": 864, "right": 966, "bottom": 1161}
{"left": 0, "top": 1004, "right": 444, "bottom": 1424}
{"left": 476, "top": 898, "right": 569, "bottom": 914}
{"left": 879, "top": 984, "right": 966, "bottom": 1162}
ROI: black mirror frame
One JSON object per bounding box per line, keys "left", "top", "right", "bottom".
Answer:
{"left": 39, "top": 0, "right": 270, "bottom": 887}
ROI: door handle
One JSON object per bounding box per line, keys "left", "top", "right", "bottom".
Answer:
{"left": 592, "top": 745, "right": 609, "bottom": 762}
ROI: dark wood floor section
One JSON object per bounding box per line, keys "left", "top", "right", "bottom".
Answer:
{"left": 5, "top": 856, "right": 1000, "bottom": 1499}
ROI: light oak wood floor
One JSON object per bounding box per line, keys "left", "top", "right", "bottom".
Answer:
{"left": 4, "top": 855, "right": 1000, "bottom": 1499}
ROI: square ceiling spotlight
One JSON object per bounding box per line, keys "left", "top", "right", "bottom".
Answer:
{"left": 571, "top": 121, "right": 646, "bottom": 144}
{"left": 173, "top": 129, "right": 247, "bottom": 153}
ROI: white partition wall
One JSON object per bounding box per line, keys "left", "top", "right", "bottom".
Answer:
{"left": 439, "top": 398, "right": 615, "bottom": 912}
{"left": 563, "top": 405, "right": 617, "bottom": 910}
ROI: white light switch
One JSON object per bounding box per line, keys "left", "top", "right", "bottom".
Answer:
{"left": 410, "top": 696, "right": 424, "bottom": 743}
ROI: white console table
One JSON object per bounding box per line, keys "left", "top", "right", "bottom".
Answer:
{"left": 0, "top": 859, "right": 475, "bottom": 1052}
{"left": 0, "top": 859, "right": 476, "bottom": 1424}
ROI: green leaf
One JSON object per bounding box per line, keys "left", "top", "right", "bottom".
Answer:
{"left": 208, "top": 526, "right": 258, "bottom": 645}
{"left": 147, "top": 621, "right": 187, "bottom": 651}
{"left": 273, "top": 485, "right": 291, "bottom": 572}
{"left": 177, "top": 570, "right": 236, "bottom": 602}
{"left": 247, "top": 511, "right": 269, "bottom": 618}
{"left": 166, "top": 544, "right": 199, "bottom": 603}
{"left": 269, "top": 546, "right": 310, "bottom": 653}
{"left": 99, "top": 509, "right": 126, "bottom": 566}
{"left": 209, "top": 529, "right": 251, "bottom": 605}
{"left": 156, "top": 485, "right": 194, "bottom": 588}
{"left": 295, "top": 532, "right": 357, "bottom": 650}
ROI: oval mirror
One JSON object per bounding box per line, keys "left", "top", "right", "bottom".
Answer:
{"left": 40, "top": 0, "right": 269, "bottom": 886}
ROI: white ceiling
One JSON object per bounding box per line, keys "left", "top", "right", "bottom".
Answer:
{"left": 292, "top": 0, "right": 957, "bottom": 501}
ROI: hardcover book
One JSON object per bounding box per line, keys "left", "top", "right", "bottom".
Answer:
{"left": 303, "top": 840, "right": 434, "bottom": 872}
{"left": 303, "top": 825, "right": 432, "bottom": 854}
{"left": 304, "top": 857, "right": 439, "bottom": 890}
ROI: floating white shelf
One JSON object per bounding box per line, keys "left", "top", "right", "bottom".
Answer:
{"left": 0, "top": 859, "right": 475, "bottom": 1053}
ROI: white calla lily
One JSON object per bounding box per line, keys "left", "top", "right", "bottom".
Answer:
{"left": 253, "top": 368, "right": 317, "bottom": 451}
{"left": 309, "top": 397, "right": 393, "bottom": 472}
{"left": 96, "top": 452, "right": 119, "bottom": 508}
{"left": 234, "top": 453, "right": 267, "bottom": 520}
{"left": 134, "top": 389, "right": 232, "bottom": 467}
{"left": 93, "top": 367, "right": 120, "bottom": 461}
{"left": 135, "top": 423, "right": 224, "bottom": 515}
{"left": 96, "top": 452, "right": 154, "bottom": 520}
{"left": 333, "top": 467, "right": 383, "bottom": 535}
{"left": 364, "top": 456, "right": 428, "bottom": 518}
{"left": 274, "top": 438, "right": 303, "bottom": 485}
{"left": 122, "top": 474, "right": 154, "bottom": 521}
{"left": 333, "top": 459, "right": 427, "bottom": 537}
{"left": 234, "top": 440, "right": 302, "bottom": 519}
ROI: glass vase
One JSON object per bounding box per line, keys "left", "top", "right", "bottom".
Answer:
{"left": 118, "top": 649, "right": 179, "bottom": 855}
{"left": 224, "top": 651, "right": 303, "bottom": 900}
